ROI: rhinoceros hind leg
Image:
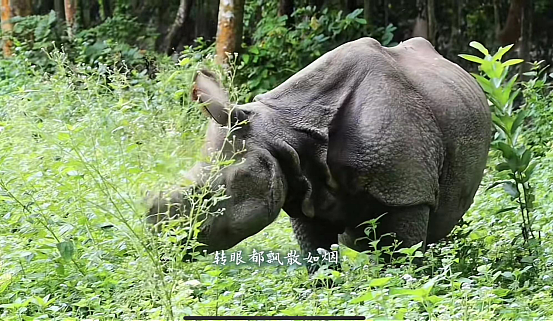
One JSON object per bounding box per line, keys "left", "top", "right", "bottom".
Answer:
{"left": 376, "top": 204, "right": 430, "bottom": 263}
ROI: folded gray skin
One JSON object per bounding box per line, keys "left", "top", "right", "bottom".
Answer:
{"left": 147, "top": 37, "right": 491, "bottom": 271}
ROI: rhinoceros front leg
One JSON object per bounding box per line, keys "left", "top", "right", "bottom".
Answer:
{"left": 289, "top": 216, "right": 341, "bottom": 274}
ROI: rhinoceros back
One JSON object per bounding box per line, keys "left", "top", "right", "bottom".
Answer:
{"left": 386, "top": 38, "right": 491, "bottom": 242}
{"left": 256, "top": 37, "right": 491, "bottom": 240}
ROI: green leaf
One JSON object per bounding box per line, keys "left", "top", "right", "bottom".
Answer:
{"left": 524, "top": 161, "right": 538, "bottom": 178}
{"left": 492, "top": 288, "right": 510, "bottom": 297}
{"left": 496, "top": 206, "right": 517, "bottom": 214}
{"left": 469, "top": 41, "right": 489, "bottom": 56}
{"left": 511, "top": 111, "right": 526, "bottom": 135}
{"left": 459, "top": 54, "right": 485, "bottom": 64}
{"left": 350, "top": 291, "right": 375, "bottom": 303}
{"left": 505, "top": 74, "right": 519, "bottom": 91}
{"left": 495, "top": 141, "right": 515, "bottom": 159}
{"left": 503, "top": 59, "right": 524, "bottom": 67}
{"left": 502, "top": 182, "right": 520, "bottom": 199}
{"left": 473, "top": 74, "right": 493, "bottom": 93}
{"left": 491, "top": 61, "right": 505, "bottom": 79}
{"left": 249, "top": 46, "right": 260, "bottom": 55}
{"left": 495, "top": 162, "right": 511, "bottom": 172}
{"left": 486, "top": 180, "right": 513, "bottom": 191}
{"left": 390, "top": 287, "right": 426, "bottom": 298}
{"left": 368, "top": 277, "right": 392, "bottom": 288}
{"left": 242, "top": 54, "right": 250, "bottom": 64}
{"left": 57, "top": 132, "right": 71, "bottom": 141}
{"left": 492, "top": 45, "right": 513, "bottom": 62}
{"left": 492, "top": 115, "right": 508, "bottom": 137}
{"left": 56, "top": 241, "right": 75, "bottom": 261}
{"left": 519, "top": 149, "right": 532, "bottom": 171}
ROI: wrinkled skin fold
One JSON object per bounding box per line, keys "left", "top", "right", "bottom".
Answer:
{"left": 147, "top": 37, "right": 492, "bottom": 272}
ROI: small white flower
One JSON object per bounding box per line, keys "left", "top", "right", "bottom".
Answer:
{"left": 184, "top": 279, "right": 201, "bottom": 288}
{"left": 331, "top": 244, "right": 339, "bottom": 251}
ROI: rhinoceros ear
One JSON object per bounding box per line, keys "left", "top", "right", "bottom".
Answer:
{"left": 192, "top": 70, "right": 247, "bottom": 126}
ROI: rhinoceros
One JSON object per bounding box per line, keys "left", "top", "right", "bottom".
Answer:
{"left": 148, "top": 37, "right": 491, "bottom": 270}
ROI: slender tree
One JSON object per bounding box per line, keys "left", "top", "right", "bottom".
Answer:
{"left": 1, "top": 0, "right": 14, "bottom": 57}
{"left": 215, "top": 0, "right": 246, "bottom": 65}
{"left": 427, "top": 0, "right": 436, "bottom": 44}
{"left": 64, "top": 0, "right": 77, "bottom": 39}
{"left": 497, "top": 0, "right": 524, "bottom": 46}
{"left": 309, "top": 0, "right": 324, "bottom": 9}
{"left": 163, "top": 0, "right": 194, "bottom": 55}
{"left": 383, "top": 0, "right": 389, "bottom": 26}
{"left": 81, "top": 0, "right": 91, "bottom": 28}
{"left": 12, "top": 0, "right": 32, "bottom": 16}
{"left": 519, "top": 0, "right": 533, "bottom": 74}
{"left": 279, "top": 0, "right": 293, "bottom": 17}
{"left": 279, "top": 0, "right": 294, "bottom": 27}
{"left": 413, "top": 0, "right": 428, "bottom": 40}
{"left": 54, "top": 0, "right": 65, "bottom": 20}
{"left": 1, "top": 0, "right": 33, "bottom": 57}
{"left": 363, "top": 0, "right": 372, "bottom": 26}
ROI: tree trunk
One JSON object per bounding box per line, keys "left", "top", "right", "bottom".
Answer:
{"left": 64, "top": 0, "right": 77, "bottom": 39}
{"left": 363, "top": 0, "right": 371, "bottom": 26}
{"left": 54, "top": 0, "right": 65, "bottom": 20}
{"left": 345, "top": 0, "right": 357, "bottom": 13}
{"left": 412, "top": 0, "right": 428, "bottom": 39}
{"left": 309, "top": 0, "right": 324, "bottom": 10}
{"left": 383, "top": 0, "right": 389, "bottom": 26}
{"left": 278, "top": 0, "right": 293, "bottom": 17}
{"left": 12, "top": 0, "right": 32, "bottom": 16}
{"left": 215, "top": 0, "right": 246, "bottom": 65}
{"left": 35, "top": 0, "right": 56, "bottom": 15}
{"left": 100, "top": 0, "right": 112, "bottom": 20}
{"left": 449, "top": 0, "right": 459, "bottom": 54}
{"left": 427, "top": 0, "right": 435, "bottom": 44}
{"left": 1, "top": 0, "right": 33, "bottom": 57}
{"left": 81, "top": 0, "right": 91, "bottom": 28}
{"left": 1, "top": 0, "right": 13, "bottom": 57}
{"left": 493, "top": 0, "right": 501, "bottom": 42}
{"left": 279, "top": 0, "right": 294, "bottom": 26}
{"left": 519, "top": 0, "right": 532, "bottom": 75}
{"left": 163, "top": 0, "right": 194, "bottom": 55}
{"left": 497, "top": 0, "right": 524, "bottom": 46}
{"left": 194, "top": 0, "right": 218, "bottom": 41}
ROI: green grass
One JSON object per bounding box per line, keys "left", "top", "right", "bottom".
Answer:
{"left": 1, "top": 52, "right": 553, "bottom": 320}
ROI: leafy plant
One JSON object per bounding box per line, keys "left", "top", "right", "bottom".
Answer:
{"left": 236, "top": 4, "right": 395, "bottom": 101}
{"left": 8, "top": 11, "right": 66, "bottom": 71}
{"left": 520, "top": 61, "right": 553, "bottom": 155}
{"left": 460, "top": 42, "right": 540, "bottom": 246}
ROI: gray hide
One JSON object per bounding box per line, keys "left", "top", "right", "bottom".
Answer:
{"left": 148, "top": 37, "right": 491, "bottom": 269}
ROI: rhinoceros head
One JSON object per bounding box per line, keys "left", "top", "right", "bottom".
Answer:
{"left": 146, "top": 70, "right": 289, "bottom": 255}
